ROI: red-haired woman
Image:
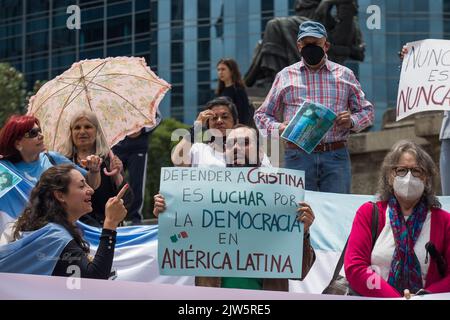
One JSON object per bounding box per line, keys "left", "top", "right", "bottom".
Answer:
{"left": 0, "top": 114, "right": 101, "bottom": 189}
{"left": 216, "top": 58, "right": 254, "bottom": 126}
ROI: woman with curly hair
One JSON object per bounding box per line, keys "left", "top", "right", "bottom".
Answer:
{"left": 0, "top": 164, "right": 127, "bottom": 279}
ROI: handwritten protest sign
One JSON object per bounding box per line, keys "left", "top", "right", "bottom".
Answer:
{"left": 0, "top": 163, "right": 22, "bottom": 199}
{"left": 396, "top": 39, "right": 450, "bottom": 120}
{"left": 158, "top": 167, "right": 305, "bottom": 278}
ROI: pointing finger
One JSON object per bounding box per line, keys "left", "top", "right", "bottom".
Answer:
{"left": 116, "top": 183, "right": 129, "bottom": 200}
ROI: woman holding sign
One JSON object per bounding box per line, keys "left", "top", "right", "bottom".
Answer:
{"left": 155, "top": 125, "right": 316, "bottom": 291}
{"left": 0, "top": 164, "right": 128, "bottom": 279}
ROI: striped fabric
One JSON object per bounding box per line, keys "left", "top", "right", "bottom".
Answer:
{"left": 254, "top": 59, "right": 374, "bottom": 143}
{"left": 387, "top": 196, "right": 428, "bottom": 294}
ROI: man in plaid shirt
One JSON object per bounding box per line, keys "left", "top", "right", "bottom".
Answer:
{"left": 254, "top": 21, "right": 374, "bottom": 193}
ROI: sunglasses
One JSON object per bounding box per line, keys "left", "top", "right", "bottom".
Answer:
{"left": 23, "top": 127, "right": 42, "bottom": 139}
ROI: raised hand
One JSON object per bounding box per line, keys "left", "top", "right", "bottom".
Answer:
{"left": 80, "top": 155, "right": 102, "bottom": 173}
{"left": 399, "top": 45, "right": 408, "bottom": 60}
{"left": 336, "top": 111, "right": 352, "bottom": 129}
{"left": 153, "top": 193, "right": 166, "bottom": 218}
{"left": 297, "top": 201, "right": 315, "bottom": 233}
{"left": 196, "top": 110, "right": 215, "bottom": 125}
{"left": 104, "top": 183, "right": 129, "bottom": 229}
{"left": 103, "top": 150, "right": 123, "bottom": 177}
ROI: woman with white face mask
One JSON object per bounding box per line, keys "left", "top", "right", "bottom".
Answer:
{"left": 344, "top": 140, "right": 450, "bottom": 298}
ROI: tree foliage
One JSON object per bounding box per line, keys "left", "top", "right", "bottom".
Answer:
{"left": 0, "top": 63, "right": 26, "bottom": 126}
{"left": 143, "top": 118, "right": 189, "bottom": 218}
{"left": 0, "top": 63, "right": 47, "bottom": 127}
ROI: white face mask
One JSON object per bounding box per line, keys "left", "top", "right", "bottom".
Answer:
{"left": 393, "top": 171, "right": 425, "bottom": 201}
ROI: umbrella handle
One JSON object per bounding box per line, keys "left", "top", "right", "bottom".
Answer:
{"left": 104, "top": 150, "right": 120, "bottom": 177}
{"left": 103, "top": 167, "right": 119, "bottom": 176}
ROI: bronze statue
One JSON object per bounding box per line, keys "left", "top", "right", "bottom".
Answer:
{"left": 244, "top": 0, "right": 365, "bottom": 89}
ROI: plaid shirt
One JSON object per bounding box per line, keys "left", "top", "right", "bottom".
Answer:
{"left": 254, "top": 59, "right": 374, "bottom": 143}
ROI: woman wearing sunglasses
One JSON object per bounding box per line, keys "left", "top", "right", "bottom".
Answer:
{"left": 0, "top": 115, "right": 101, "bottom": 189}
{"left": 344, "top": 140, "right": 450, "bottom": 298}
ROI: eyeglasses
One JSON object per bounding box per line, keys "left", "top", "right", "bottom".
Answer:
{"left": 393, "top": 166, "right": 424, "bottom": 178}
{"left": 23, "top": 127, "right": 42, "bottom": 139}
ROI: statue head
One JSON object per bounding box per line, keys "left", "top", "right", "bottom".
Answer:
{"left": 294, "top": 0, "right": 322, "bottom": 18}
{"left": 296, "top": 21, "right": 330, "bottom": 68}
{"left": 295, "top": 0, "right": 321, "bottom": 12}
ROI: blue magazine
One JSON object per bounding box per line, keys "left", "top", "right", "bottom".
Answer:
{"left": 281, "top": 101, "right": 337, "bottom": 154}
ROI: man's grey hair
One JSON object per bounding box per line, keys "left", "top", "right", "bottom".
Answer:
{"left": 377, "top": 140, "right": 441, "bottom": 209}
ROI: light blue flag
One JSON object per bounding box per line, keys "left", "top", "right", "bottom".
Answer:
{"left": 158, "top": 167, "right": 305, "bottom": 278}
{"left": 0, "top": 223, "right": 73, "bottom": 275}
{"left": 79, "top": 221, "right": 158, "bottom": 248}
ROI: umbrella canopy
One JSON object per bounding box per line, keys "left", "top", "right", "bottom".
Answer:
{"left": 27, "top": 57, "right": 170, "bottom": 152}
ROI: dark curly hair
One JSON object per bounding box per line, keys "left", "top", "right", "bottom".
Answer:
{"left": 13, "top": 164, "right": 90, "bottom": 253}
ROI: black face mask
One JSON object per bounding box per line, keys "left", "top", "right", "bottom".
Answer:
{"left": 301, "top": 44, "right": 325, "bottom": 66}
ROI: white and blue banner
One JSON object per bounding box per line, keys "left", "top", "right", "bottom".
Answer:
{"left": 158, "top": 167, "right": 305, "bottom": 278}
{"left": 1, "top": 166, "right": 450, "bottom": 294}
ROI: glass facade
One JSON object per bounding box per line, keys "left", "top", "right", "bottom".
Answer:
{"left": 0, "top": 0, "right": 151, "bottom": 100}
{"left": 170, "top": 0, "right": 184, "bottom": 121}
{"left": 1, "top": 0, "right": 449, "bottom": 128}
{"left": 260, "top": 0, "right": 273, "bottom": 35}
{"left": 358, "top": 0, "right": 447, "bottom": 129}
{"left": 197, "top": 0, "right": 211, "bottom": 113}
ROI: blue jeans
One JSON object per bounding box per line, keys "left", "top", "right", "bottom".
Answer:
{"left": 284, "top": 147, "right": 351, "bottom": 193}
{"left": 440, "top": 139, "right": 450, "bottom": 195}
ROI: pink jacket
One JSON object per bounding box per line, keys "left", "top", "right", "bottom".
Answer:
{"left": 344, "top": 201, "right": 450, "bottom": 298}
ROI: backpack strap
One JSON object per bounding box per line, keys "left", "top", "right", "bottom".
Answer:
{"left": 328, "top": 202, "right": 379, "bottom": 282}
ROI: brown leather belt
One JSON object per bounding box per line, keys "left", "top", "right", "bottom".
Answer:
{"left": 285, "top": 141, "right": 347, "bottom": 152}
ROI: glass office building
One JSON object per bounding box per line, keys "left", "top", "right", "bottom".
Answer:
{"left": 1, "top": 0, "right": 449, "bottom": 129}
{"left": 358, "top": 0, "right": 447, "bottom": 129}
{"left": 0, "top": 0, "right": 152, "bottom": 100}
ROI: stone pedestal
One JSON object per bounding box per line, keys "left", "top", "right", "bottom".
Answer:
{"left": 349, "top": 110, "right": 443, "bottom": 195}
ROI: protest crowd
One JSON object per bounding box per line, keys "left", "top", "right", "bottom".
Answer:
{"left": 0, "top": 9, "right": 449, "bottom": 301}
